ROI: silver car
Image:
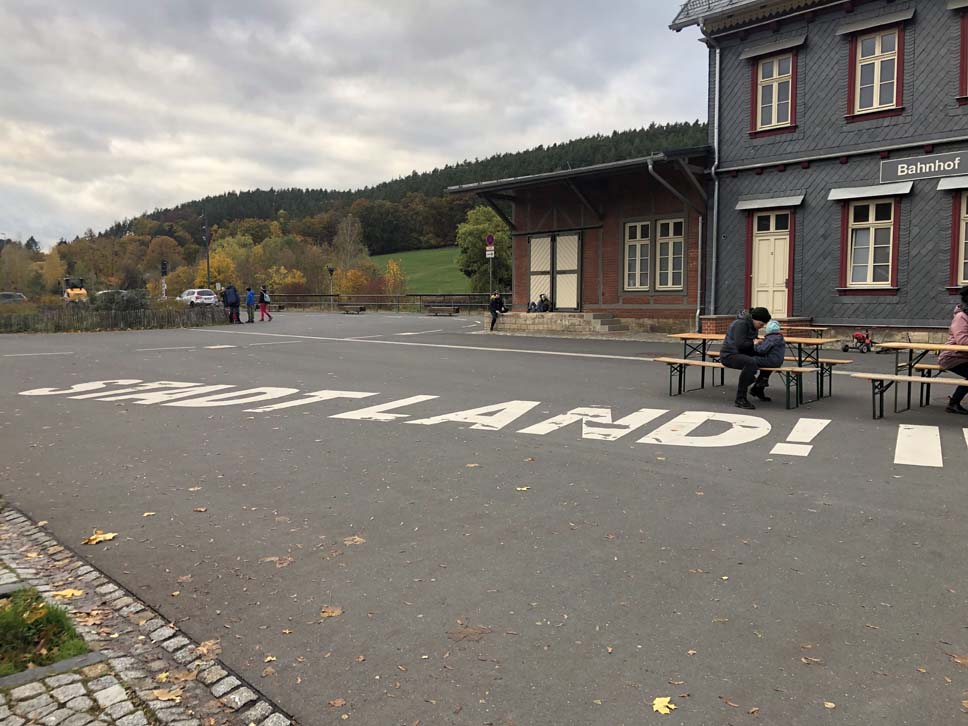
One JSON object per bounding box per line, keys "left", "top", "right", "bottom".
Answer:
{"left": 177, "top": 289, "right": 218, "bottom": 306}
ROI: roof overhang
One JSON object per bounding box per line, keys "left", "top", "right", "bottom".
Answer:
{"left": 445, "top": 147, "right": 709, "bottom": 196}
{"left": 937, "top": 175, "right": 968, "bottom": 191}
{"left": 827, "top": 181, "right": 913, "bottom": 201}
{"left": 670, "top": 0, "right": 829, "bottom": 33}
{"left": 735, "top": 194, "right": 804, "bottom": 210}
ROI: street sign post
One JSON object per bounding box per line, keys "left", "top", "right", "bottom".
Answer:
{"left": 485, "top": 234, "right": 495, "bottom": 290}
{"left": 161, "top": 259, "right": 168, "bottom": 300}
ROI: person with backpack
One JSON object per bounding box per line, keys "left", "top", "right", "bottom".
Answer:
{"left": 259, "top": 285, "right": 273, "bottom": 322}
{"left": 939, "top": 285, "right": 968, "bottom": 414}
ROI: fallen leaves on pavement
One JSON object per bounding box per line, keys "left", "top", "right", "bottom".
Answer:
{"left": 947, "top": 653, "right": 968, "bottom": 667}
{"left": 143, "top": 512, "right": 156, "bottom": 517}
{"left": 446, "top": 624, "right": 492, "bottom": 642}
{"left": 515, "top": 487, "right": 530, "bottom": 491}
{"left": 196, "top": 639, "right": 221, "bottom": 658}
{"left": 82, "top": 530, "right": 117, "bottom": 545}
{"left": 51, "top": 588, "right": 84, "bottom": 600}
{"left": 264, "top": 655, "right": 277, "bottom": 663}
{"left": 342, "top": 535, "right": 366, "bottom": 546}
{"left": 193, "top": 507, "right": 207, "bottom": 513}
{"left": 262, "top": 666, "right": 275, "bottom": 677}
{"left": 320, "top": 605, "right": 343, "bottom": 619}
{"left": 823, "top": 701, "right": 836, "bottom": 709}
{"left": 651, "top": 696, "right": 676, "bottom": 714}
{"left": 260, "top": 556, "right": 294, "bottom": 568}
{"left": 328, "top": 698, "right": 347, "bottom": 707}
{"left": 152, "top": 687, "right": 183, "bottom": 703}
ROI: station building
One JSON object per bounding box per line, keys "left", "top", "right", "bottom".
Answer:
{"left": 673, "top": 0, "right": 968, "bottom": 331}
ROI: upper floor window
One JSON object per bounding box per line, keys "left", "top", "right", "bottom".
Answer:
{"left": 657, "top": 220, "right": 685, "bottom": 290}
{"left": 958, "top": 194, "right": 968, "bottom": 285}
{"left": 624, "top": 222, "right": 650, "bottom": 291}
{"left": 847, "top": 200, "right": 894, "bottom": 286}
{"left": 960, "top": 12, "right": 968, "bottom": 102}
{"left": 853, "top": 28, "right": 900, "bottom": 114}
{"left": 757, "top": 54, "right": 794, "bottom": 130}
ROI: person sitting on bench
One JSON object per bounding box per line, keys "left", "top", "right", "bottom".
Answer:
{"left": 719, "top": 307, "right": 772, "bottom": 410}
{"left": 747, "top": 320, "right": 785, "bottom": 403}
{"left": 939, "top": 285, "right": 968, "bottom": 415}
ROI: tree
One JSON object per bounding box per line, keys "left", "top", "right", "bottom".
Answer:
{"left": 195, "top": 251, "right": 237, "bottom": 288}
{"left": 266, "top": 266, "right": 307, "bottom": 293}
{"left": 144, "top": 236, "right": 184, "bottom": 274}
{"left": 165, "top": 265, "right": 196, "bottom": 296}
{"left": 25, "top": 237, "right": 41, "bottom": 255}
{"left": 456, "top": 206, "right": 511, "bottom": 292}
{"left": 0, "top": 243, "right": 35, "bottom": 292}
{"left": 383, "top": 259, "right": 407, "bottom": 295}
{"left": 42, "top": 246, "right": 67, "bottom": 293}
{"left": 332, "top": 215, "right": 368, "bottom": 272}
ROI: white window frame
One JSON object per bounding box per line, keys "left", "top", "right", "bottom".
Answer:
{"left": 854, "top": 28, "right": 898, "bottom": 114}
{"left": 623, "top": 222, "right": 651, "bottom": 291}
{"left": 959, "top": 194, "right": 968, "bottom": 285}
{"left": 847, "top": 200, "right": 894, "bottom": 287}
{"left": 756, "top": 53, "right": 793, "bottom": 130}
{"left": 656, "top": 219, "right": 685, "bottom": 291}
{"left": 753, "top": 210, "right": 791, "bottom": 235}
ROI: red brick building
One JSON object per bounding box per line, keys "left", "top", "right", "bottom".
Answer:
{"left": 448, "top": 148, "right": 709, "bottom": 331}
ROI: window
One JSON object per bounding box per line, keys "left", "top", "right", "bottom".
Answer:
{"left": 656, "top": 220, "right": 684, "bottom": 290}
{"left": 853, "top": 28, "right": 900, "bottom": 114}
{"left": 624, "top": 222, "right": 650, "bottom": 290}
{"left": 958, "top": 195, "right": 968, "bottom": 284}
{"left": 847, "top": 200, "right": 894, "bottom": 286}
{"left": 756, "top": 54, "right": 794, "bottom": 130}
{"left": 960, "top": 13, "right": 968, "bottom": 102}
{"left": 754, "top": 211, "right": 790, "bottom": 234}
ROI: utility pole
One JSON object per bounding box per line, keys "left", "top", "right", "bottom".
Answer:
{"left": 201, "top": 214, "right": 211, "bottom": 289}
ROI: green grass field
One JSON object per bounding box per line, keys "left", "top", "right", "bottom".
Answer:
{"left": 370, "top": 247, "right": 470, "bottom": 294}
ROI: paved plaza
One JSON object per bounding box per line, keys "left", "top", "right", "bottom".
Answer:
{"left": 2, "top": 312, "right": 967, "bottom": 725}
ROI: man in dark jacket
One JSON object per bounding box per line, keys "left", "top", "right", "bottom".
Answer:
{"left": 224, "top": 284, "right": 241, "bottom": 324}
{"left": 719, "top": 307, "right": 772, "bottom": 409}
{"left": 488, "top": 292, "right": 506, "bottom": 331}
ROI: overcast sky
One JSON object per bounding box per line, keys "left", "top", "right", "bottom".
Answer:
{"left": 0, "top": 1, "right": 706, "bottom": 247}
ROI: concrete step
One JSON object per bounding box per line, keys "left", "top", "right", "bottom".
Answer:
{"left": 585, "top": 313, "right": 615, "bottom": 321}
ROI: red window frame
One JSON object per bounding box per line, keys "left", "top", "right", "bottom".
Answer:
{"left": 951, "top": 192, "right": 967, "bottom": 291}
{"left": 749, "top": 51, "right": 798, "bottom": 137}
{"left": 743, "top": 209, "right": 796, "bottom": 314}
{"left": 846, "top": 24, "right": 905, "bottom": 122}
{"left": 837, "top": 199, "right": 900, "bottom": 295}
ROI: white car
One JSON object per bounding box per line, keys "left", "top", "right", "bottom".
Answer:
{"left": 178, "top": 289, "right": 218, "bottom": 306}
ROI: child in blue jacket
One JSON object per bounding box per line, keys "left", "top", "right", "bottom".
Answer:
{"left": 750, "top": 320, "right": 785, "bottom": 401}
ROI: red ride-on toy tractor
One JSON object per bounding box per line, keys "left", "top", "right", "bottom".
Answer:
{"left": 842, "top": 327, "right": 874, "bottom": 353}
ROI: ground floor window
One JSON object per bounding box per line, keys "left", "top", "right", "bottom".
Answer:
{"left": 657, "top": 220, "right": 685, "bottom": 290}
{"left": 624, "top": 222, "right": 650, "bottom": 290}
{"left": 846, "top": 199, "right": 894, "bottom": 287}
{"left": 959, "top": 194, "right": 968, "bottom": 285}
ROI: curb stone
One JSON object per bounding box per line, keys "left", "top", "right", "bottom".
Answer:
{"left": 0, "top": 506, "right": 297, "bottom": 726}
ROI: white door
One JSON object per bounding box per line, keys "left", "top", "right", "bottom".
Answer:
{"left": 751, "top": 212, "right": 790, "bottom": 318}
{"left": 554, "top": 234, "right": 580, "bottom": 310}
{"left": 529, "top": 236, "right": 552, "bottom": 303}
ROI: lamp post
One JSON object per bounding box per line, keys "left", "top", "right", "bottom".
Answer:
{"left": 326, "top": 265, "right": 335, "bottom": 311}
{"left": 200, "top": 214, "right": 211, "bottom": 289}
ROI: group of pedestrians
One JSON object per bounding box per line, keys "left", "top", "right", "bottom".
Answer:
{"left": 220, "top": 284, "right": 273, "bottom": 324}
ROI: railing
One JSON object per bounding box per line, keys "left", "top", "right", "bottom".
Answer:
{"left": 270, "top": 293, "right": 509, "bottom": 313}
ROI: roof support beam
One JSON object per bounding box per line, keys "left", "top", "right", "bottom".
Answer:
{"left": 677, "top": 158, "right": 708, "bottom": 203}
{"left": 647, "top": 159, "right": 705, "bottom": 216}
{"left": 485, "top": 192, "right": 517, "bottom": 203}
{"left": 565, "top": 180, "right": 602, "bottom": 223}
{"left": 479, "top": 193, "right": 516, "bottom": 231}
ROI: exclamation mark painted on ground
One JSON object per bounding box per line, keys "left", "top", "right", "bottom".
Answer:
{"left": 769, "top": 418, "right": 831, "bottom": 456}
{"left": 894, "top": 425, "right": 943, "bottom": 467}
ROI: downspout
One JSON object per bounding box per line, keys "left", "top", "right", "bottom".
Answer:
{"left": 708, "top": 37, "right": 721, "bottom": 318}
{"left": 646, "top": 159, "right": 705, "bottom": 331}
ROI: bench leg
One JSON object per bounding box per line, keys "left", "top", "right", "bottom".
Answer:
{"left": 870, "top": 380, "right": 888, "bottom": 420}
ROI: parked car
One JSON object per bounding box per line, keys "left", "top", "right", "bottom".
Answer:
{"left": 0, "top": 292, "right": 27, "bottom": 304}
{"left": 177, "top": 289, "right": 218, "bottom": 306}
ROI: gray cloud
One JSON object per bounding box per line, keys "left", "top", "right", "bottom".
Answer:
{"left": 0, "top": 0, "right": 706, "bottom": 246}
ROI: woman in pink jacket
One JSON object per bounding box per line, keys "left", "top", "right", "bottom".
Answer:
{"left": 938, "top": 286, "right": 968, "bottom": 415}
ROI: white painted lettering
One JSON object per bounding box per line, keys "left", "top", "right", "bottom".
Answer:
{"left": 637, "top": 411, "right": 771, "bottom": 447}
{"left": 73, "top": 381, "right": 202, "bottom": 399}
{"left": 518, "top": 407, "right": 667, "bottom": 441}
{"left": 331, "top": 395, "right": 439, "bottom": 421}
{"left": 245, "top": 389, "right": 378, "bottom": 413}
{"left": 408, "top": 400, "right": 540, "bottom": 431}
{"left": 163, "top": 387, "right": 300, "bottom": 408}
{"left": 97, "top": 385, "right": 235, "bottom": 405}
{"left": 19, "top": 380, "right": 141, "bottom": 396}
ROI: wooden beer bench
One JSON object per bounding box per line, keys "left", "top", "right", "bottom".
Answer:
{"left": 655, "top": 357, "right": 815, "bottom": 410}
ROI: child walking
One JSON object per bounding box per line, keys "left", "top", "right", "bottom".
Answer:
{"left": 258, "top": 285, "right": 273, "bottom": 322}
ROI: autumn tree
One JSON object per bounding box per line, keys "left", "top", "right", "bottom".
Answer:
{"left": 144, "top": 236, "right": 184, "bottom": 274}
{"left": 0, "top": 243, "right": 40, "bottom": 294}
{"left": 196, "top": 251, "right": 237, "bottom": 288}
{"left": 42, "top": 246, "right": 67, "bottom": 293}
{"left": 383, "top": 259, "right": 407, "bottom": 295}
{"left": 332, "top": 215, "right": 367, "bottom": 272}
{"left": 456, "top": 205, "right": 511, "bottom": 293}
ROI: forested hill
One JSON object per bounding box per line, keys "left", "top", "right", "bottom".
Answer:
{"left": 108, "top": 121, "right": 706, "bottom": 235}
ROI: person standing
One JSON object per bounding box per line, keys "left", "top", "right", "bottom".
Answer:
{"left": 223, "top": 284, "right": 241, "bottom": 324}
{"left": 245, "top": 287, "right": 255, "bottom": 323}
{"left": 719, "top": 307, "right": 772, "bottom": 409}
{"left": 488, "top": 291, "right": 506, "bottom": 331}
{"left": 259, "top": 285, "right": 273, "bottom": 322}
{"left": 938, "top": 285, "right": 968, "bottom": 414}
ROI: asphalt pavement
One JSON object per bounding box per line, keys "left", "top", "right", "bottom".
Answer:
{"left": 1, "top": 312, "right": 966, "bottom": 726}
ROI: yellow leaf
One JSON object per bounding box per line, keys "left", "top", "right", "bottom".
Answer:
{"left": 264, "top": 655, "right": 277, "bottom": 663}
{"left": 823, "top": 701, "right": 836, "bottom": 709}
{"left": 37, "top": 520, "right": 48, "bottom": 526}
{"left": 170, "top": 670, "right": 197, "bottom": 683}
{"left": 262, "top": 666, "right": 275, "bottom": 677}
{"left": 593, "top": 699, "right": 603, "bottom": 705}
{"left": 340, "top": 715, "right": 349, "bottom": 721}
{"left": 82, "top": 530, "right": 117, "bottom": 545}
{"left": 196, "top": 639, "right": 221, "bottom": 658}
{"left": 465, "top": 463, "right": 480, "bottom": 468}
{"left": 328, "top": 698, "right": 347, "bottom": 707}
{"left": 606, "top": 646, "right": 614, "bottom": 654}
{"left": 23, "top": 603, "right": 47, "bottom": 624}
{"left": 152, "top": 687, "right": 183, "bottom": 703}
{"left": 651, "top": 696, "right": 677, "bottom": 714}
{"left": 188, "top": 486, "right": 202, "bottom": 492}
{"left": 282, "top": 629, "right": 293, "bottom": 635}
{"left": 342, "top": 535, "right": 366, "bottom": 546}
{"left": 25, "top": 552, "right": 40, "bottom": 559}
{"left": 320, "top": 605, "right": 343, "bottom": 618}
{"left": 143, "top": 512, "right": 156, "bottom": 517}
{"left": 154, "top": 672, "right": 169, "bottom": 683}
{"left": 355, "top": 655, "right": 366, "bottom": 662}
{"left": 51, "top": 589, "right": 84, "bottom": 600}
{"left": 193, "top": 507, "right": 207, "bottom": 513}
{"left": 515, "top": 487, "right": 530, "bottom": 491}
{"left": 916, "top": 666, "right": 927, "bottom": 673}
{"left": 170, "top": 592, "right": 180, "bottom": 597}
{"left": 748, "top": 707, "right": 760, "bottom": 715}
{"left": 962, "top": 699, "right": 968, "bottom": 710}
{"left": 947, "top": 653, "right": 968, "bottom": 667}
{"left": 687, "top": 649, "right": 697, "bottom": 656}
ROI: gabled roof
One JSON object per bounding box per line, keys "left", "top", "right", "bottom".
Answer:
{"left": 670, "top": 0, "right": 826, "bottom": 33}
{"left": 445, "top": 147, "right": 709, "bottom": 195}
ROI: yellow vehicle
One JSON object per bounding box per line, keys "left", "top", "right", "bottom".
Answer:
{"left": 63, "top": 277, "right": 88, "bottom": 303}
